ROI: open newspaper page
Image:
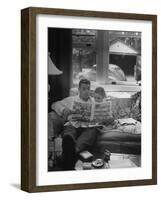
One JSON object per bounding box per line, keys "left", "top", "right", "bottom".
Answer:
{"left": 72, "top": 101, "right": 92, "bottom": 122}
{"left": 90, "top": 101, "right": 112, "bottom": 127}
{"left": 69, "top": 100, "right": 112, "bottom": 127}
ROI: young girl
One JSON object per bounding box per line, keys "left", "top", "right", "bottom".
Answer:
{"left": 94, "top": 87, "right": 114, "bottom": 126}
{"left": 94, "top": 87, "right": 106, "bottom": 103}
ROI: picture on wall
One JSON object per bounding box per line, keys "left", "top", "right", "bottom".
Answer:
{"left": 21, "top": 7, "right": 157, "bottom": 192}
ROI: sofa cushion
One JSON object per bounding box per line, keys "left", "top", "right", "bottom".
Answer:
{"left": 95, "top": 140, "right": 141, "bottom": 155}
{"left": 97, "top": 129, "right": 141, "bottom": 142}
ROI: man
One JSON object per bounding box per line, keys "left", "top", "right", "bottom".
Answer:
{"left": 52, "top": 79, "right": 98, "bottom": 170}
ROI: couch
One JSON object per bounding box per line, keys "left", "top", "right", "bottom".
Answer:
{"left": 94, "top": 129, "right": 141, "bottom": 156}
{"left": 48, "top": 96, "right": 141, "bottom": 169}
{"left": 94, "top": 97, "right": 141, "bottom": 155}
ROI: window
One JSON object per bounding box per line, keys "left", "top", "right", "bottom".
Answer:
{"left": 71, "top": 29, "right": 141, "bottom": 98}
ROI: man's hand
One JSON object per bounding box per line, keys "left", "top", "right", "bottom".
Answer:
{"left": 62, "top": 108, "right": 71, "bottom": 119}
{"left": 102, "top": 117, "right": 115, "bottom": 126}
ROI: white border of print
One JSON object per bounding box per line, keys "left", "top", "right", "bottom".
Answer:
{"left": 36, "top": 14, "right": 152, "bottom": 186}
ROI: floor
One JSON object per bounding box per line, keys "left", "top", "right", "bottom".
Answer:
{"left": 49, "top": 152, "right": 141, "bottom": 171}
{"left": 75, "top": 153, "right": 141, "bottom": 170}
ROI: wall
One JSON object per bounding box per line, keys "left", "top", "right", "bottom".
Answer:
{"left": 0, "top": 0, "right": 160, "bottom": 199}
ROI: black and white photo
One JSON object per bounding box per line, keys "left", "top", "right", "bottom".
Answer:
{"left": 48, "top": 28, "right": 142, "bottom": 171}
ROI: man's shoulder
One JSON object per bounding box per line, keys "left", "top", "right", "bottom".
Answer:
{"left": 74, "top": 96, "right": 94, "bottom": 103}
{"left": 66, "top": 95, "right": 79, "bottom": 101}
{"left": 59, "top": 95, "right": 94, "bottom": 103}
{"left": 60, "top": 95, "right": 79, "bottom": 105}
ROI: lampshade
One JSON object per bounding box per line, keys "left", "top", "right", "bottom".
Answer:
{"left": 48, "top": 54, "right": 63, "bottom": 75}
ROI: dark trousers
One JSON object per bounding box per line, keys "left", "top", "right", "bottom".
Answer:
{"left": 62, "top": 125, "right": 98, "bottom": 170}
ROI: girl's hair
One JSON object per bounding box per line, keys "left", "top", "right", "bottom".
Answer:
{"left": 94, "top": 87, "right": 106, "bottom": 98}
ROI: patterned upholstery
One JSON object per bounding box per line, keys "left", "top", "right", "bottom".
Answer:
{"left": 111, "top": 97, "right": 141, "bottom": 121}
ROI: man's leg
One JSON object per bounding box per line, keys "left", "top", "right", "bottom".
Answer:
{"left": 76, "top": 128, "right": 98, "bottom": 153}
{"left": 62, "top": 126, "right": 78, "bottom": 170}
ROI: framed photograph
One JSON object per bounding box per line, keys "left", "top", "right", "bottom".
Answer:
{"left": 21, "top": 7, "right": 157, "bottom": 192}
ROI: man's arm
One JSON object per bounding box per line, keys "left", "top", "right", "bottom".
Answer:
{"left": 51, "top": 96, "right": 74, "bottom": 118}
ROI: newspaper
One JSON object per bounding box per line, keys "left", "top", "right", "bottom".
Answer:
{"left": 68, "top": 100, "right": 112, "bottom": 127}
{"left": 72, "top": 101, "right": 92, "bottom": 122}
{"left": 92, "top": 102, "right": 112, "bottom": 123}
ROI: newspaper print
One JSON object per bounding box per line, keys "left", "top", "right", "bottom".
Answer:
{"left": 92, "top": 101, "right": 112, "bottom": 122}
{"left": 71, "top": 101, "right": 92, "bottom": 122}
{"left": 70, "top": 100, "right": 111, "bottom": 125}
